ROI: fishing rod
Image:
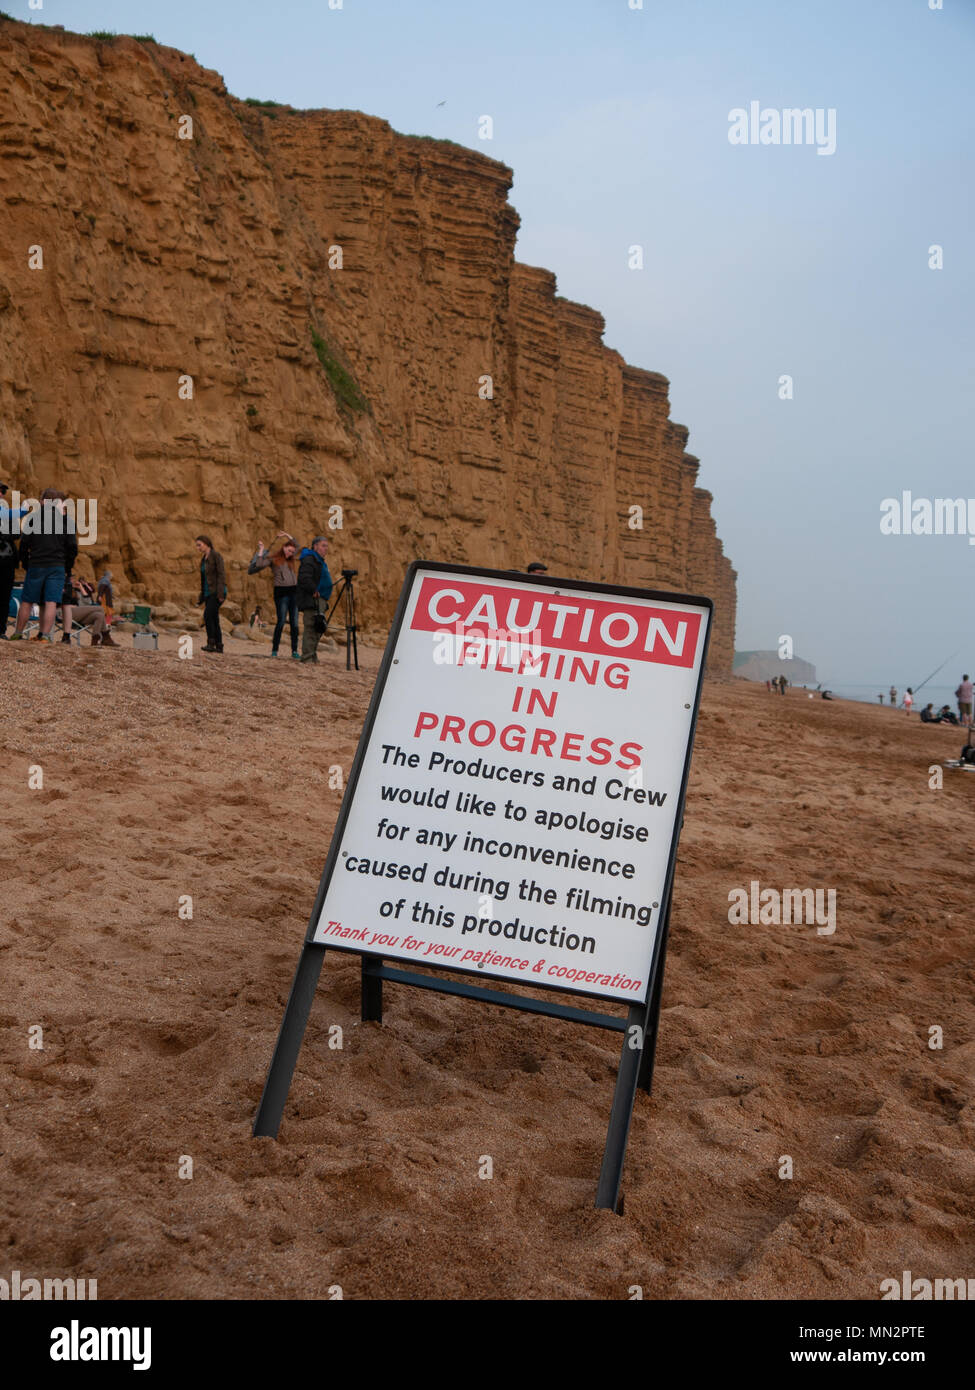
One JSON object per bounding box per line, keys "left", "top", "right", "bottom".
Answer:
{"left": 912, "top": 648, "right": 961, "bottom": 696}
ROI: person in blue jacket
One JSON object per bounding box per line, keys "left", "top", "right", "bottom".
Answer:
{"left": 296, "top": 535, "right": 333, "bottom": 664}
{"left": 0, "top": 482, "right": 29, "bottom": 637}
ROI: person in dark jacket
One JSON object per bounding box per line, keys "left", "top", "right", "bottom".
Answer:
{"left": 9, "top": 488, "right": 78, "bottom": 643}
{"left": 296, "top": 535, "right": 333, "bottom": 664}
{"left": 195, "top": 534, "right": 228, "bottom": 653}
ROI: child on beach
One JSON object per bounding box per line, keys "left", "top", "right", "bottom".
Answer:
{"left": 902, "top": 688, "right": 913, "bottom": 716}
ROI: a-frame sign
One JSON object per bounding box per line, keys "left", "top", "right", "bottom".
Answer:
{"left": 255, "top": 562, "right": 712, "bottom": 1211}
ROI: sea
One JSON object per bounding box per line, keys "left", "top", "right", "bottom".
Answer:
{"left": 791, "top": 681, "right": 964, "bottom": 713}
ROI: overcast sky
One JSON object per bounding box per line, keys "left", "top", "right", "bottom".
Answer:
{"left": 18, "top": 0, "right": 975, "bottom": 689}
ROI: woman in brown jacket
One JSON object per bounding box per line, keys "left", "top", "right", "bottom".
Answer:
{"left": 248, "top": 531, "right": 300, "bottom": 658}
{"left": 195, "top": 534, "right": 228, "bottom": 653}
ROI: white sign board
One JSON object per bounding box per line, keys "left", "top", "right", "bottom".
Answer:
{"left": 310, "top": 564, "right": 711, "bottom": 1004}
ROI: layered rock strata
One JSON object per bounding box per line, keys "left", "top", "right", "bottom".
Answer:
{"left": 0, "top": 20, "right": 737, "bottom": 670}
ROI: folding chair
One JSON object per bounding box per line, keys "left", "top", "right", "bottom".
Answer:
{"left": 15, "top": 591, "right": 84, "bottom": 645}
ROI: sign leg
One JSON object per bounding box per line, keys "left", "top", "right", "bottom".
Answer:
{"left": 595, "top": 1001, "right": 652, "bottom": 1212}
{"left": 253, "top": 943, "right": 327, "bottom": 1138}
{"left": 637, "top": 899, "right": 672, "bottom": 1093}
{"left": 597, "top": 897, "right": 675, "bottom": 1205}
{"left": 637, "top": 962, "right": 665, "bottom": 1094}
{"left": 361, "top": 953, "right": 383, "bottom": 1022}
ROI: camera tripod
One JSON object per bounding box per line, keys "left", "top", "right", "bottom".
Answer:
{"left": 323, "top": 568, "right": 359, "bottom": 670}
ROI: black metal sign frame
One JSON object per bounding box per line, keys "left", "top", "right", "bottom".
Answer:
{"left": 254, "top": 561, "right": 712, "bottom": 1212}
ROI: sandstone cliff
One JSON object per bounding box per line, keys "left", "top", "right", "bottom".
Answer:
{"left": 0, "top": 20, "right": 737, "bottom": 670}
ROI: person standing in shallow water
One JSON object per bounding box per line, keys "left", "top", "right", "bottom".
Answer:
{"left": 248, "top": 531, "right": 300, "bottom": 659}
{"left": 195, "top": 534, "right": 227, "bottom": 654}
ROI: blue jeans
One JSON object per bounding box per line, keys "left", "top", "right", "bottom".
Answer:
{"left": 273, "top": 587, "right": 299, "bottom": 653}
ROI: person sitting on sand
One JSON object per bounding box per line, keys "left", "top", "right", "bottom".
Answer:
{"left": 920, "top": 703, "right": 939, "bottom": 723}
{"left": 248, "top": 532, "right": 299, "bottom": 658}
{"left": 938, "top": 705, "right": 959, "bottom": 726}
{"left": 62, "top": 575, "right": 119, "bottom": 647}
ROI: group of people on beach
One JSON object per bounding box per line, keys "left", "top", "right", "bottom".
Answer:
{"left": 13, "top": 487, "right": 970, "bottom": 720}
{"left": 919, "top": 675, "right": 972, "bottom": 727}
{"left": 195, "top": 530, "right": 334, "bottom": 663}
{"left": 3, "top": 481, "right": 559, "bottom": 668}
{"left": 1, "top": 481, "right": 337, "bottom": 662}
{"left": 0, "top": 483, "right": 117, "bottom": 645}
{"left": 881, "top": 676, "right": 973, "bottom": 726}
{"left": 920, "top": 703, "right": 961, "bottom": 725}
{"left": 879, "top": 685, "right": 914, "bottom": 711}
{"left": 760, "top": 669, "right": 972, "bottom": 724}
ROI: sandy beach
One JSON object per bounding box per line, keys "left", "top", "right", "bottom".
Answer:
{"left": 1, "top": 637, "right": 973, "bottom": 1300}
